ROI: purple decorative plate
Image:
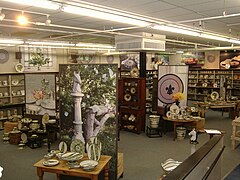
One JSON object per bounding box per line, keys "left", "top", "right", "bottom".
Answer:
{"left": 158, "top": 74, "right": 184, "bottom": 104}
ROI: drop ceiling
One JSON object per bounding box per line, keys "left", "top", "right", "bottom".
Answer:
{"left": 0, "top": 0, "right": 240, "bottom": 51}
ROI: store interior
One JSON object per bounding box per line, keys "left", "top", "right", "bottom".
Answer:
{"left": 0, "top": 1, "right": 240, "bottom": 180}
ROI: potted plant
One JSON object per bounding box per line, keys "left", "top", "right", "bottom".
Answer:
{"left": 28, "top": 48, "right": 50, "bottom": 70}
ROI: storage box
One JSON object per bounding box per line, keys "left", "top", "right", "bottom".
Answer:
{"left": 117, "top": 152, "right": 124, "bottom": 179}
{"left": 9, "top": 132, "right": 21, "bottom": 145}
{"left": 4, "top": 121, "right": 18, "bottom": 132}
{"left": 195, "top": 118, "right": 205, "bottom": 132}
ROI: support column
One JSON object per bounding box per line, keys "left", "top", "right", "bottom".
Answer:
{"left": 139, "top": 51, "right": 146, "bottom": 78}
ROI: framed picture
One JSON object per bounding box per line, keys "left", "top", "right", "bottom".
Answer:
{"left": 25, "top": 73, "right": 56, "bottom": 116}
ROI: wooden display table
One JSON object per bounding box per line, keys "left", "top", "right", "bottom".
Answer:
{"left": 231, "top": 119, "right": 240, "bottom": 150}
{"left": 163, "top": 117, "right": 205, "bottom": 141}
{"left": 34, "top": 155, "right": 111, "bottom": 180}
{"left": 194, "top": 101, "right": 236, "bottom": 119}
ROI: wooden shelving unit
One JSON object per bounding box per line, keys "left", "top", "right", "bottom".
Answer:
{"left": 0, "top": 73, "right": 25, "bottom": 129}
{"left": 146, "top": 70, "right": 158, "bottom": 114}
{"left": 188, "top": 68, "right": 240, "bottom": 101}
{"left": 118, "top": 77, "right": 146, "bottom": 134}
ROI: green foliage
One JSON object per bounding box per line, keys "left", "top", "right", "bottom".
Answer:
{"left": 59, "top": 64, "right": 117, "bottom": 115}
{"left": 28, "top": 48, "right": 50, "bottom": 67}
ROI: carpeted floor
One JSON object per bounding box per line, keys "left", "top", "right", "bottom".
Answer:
{"left": 0, "top": 109, "right": 239, "bottom": 180}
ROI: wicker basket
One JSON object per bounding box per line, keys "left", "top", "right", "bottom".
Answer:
{"left": 9, "top": 132, "right": 21, "bottom": 145}
{"left": 4, "top": 121, "right": 18, "bottom": 132}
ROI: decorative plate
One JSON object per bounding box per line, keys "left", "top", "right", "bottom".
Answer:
{"left": 166, "top": 111, "right": 171, "bottom": 118}
{"left": 158, "top": 74, "right": 184, "bottom": 104}
{"left": 181, "top": 109, "right": 187, "bottom": 116}
{"left": 80, "top": 159, "right": 98, "bottom": 168}
{"left": 170, "top": 104, "right": 180, "bottom": 114}
{"left": 0, "top": 49, "right": 9, "bottom": 63}
{"left": 213, "top": 83, "right": 218, "bottom": 88}
{"left": 211, "top": 91, "right": 219, "bottom": 100}
{"left": 130, "top": 67, "right": 139, "bottom": 78}
{"left": 86, "top": 137, "right": 102, "bottom": 161}
{"left": 130, "top": 87, "right": 136, "bottom": 94}
{"left": 15, "top": 63, "right": 24, "bottom": 72}
{"left": 11, "top": 79, "right": 19, "bottom": 85}
{"left": 21, "top": 118, "right": 32, "bottom": 124}
{"left": 43, "top": 159, "right": 59, "bottom": 167}
{"left": 124, "top": 93, "right": 131, "bottom": 101}
{"left": 59, "top": 141, "right": 68, "bottom": 153}
{"left": 21, "top": 133, "right": 28, "bottom": 143}
{"left": 107, "top": 55, "right": 114, "bottom": 63}
{"left": 42, "top": 113, "right": 50, "bottom": 125}
{"left": 70, "top": 139, "right": 85, "bottom": 155}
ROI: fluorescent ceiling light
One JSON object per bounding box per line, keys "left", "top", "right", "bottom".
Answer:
{"left": 4, "top": 0, "right": 60, "bottom": 10}
{"left": 200, "top": 33, "right": 229, "bottom": 41}
{"left": 76, "top": 43, "right": 115, "bottom": 49}
{"left": 0, "top": 39, "right": 24, "bottom": 44}
{"left": 152, "top": 25, "right": 200, "bottom": 36}
{"left": 228, "top": 39, "right": 240, "bottom": 44}
{"left": 26, "top": 41, "right": 75, "bottom": 46}
{"left": 63, "top": 5, "right": 150, "bottom": 27}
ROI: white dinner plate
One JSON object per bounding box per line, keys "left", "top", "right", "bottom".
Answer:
{"left": 59, "top": 141, "right": 68, "bottom": 153}
{"left": 43, "top": 159, "right": 59, "bottom": 167}
{"left": 210, "top": 91, "right": 219, "bottom": 100}
{"left": 170, "top": 104, "right": 180, "bottom": 114}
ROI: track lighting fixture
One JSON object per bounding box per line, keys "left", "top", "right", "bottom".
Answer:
{"left": 0, "top": 8, "right": 5, "bottom": 21}
{"left": 17, "top": 12, "right": 28, "bottom": 25}
{"left": 45, "top": 15, "right": 51, "bottom": 26}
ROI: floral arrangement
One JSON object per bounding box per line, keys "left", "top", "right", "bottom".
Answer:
{"left": 28, "top": 48, "right": 50, "bottom": 70}
{"left": 32, "top": 90, "right": 44, "bottom": 100}
{"left": 172, "top": 92, "right": 185, "bottom": 101}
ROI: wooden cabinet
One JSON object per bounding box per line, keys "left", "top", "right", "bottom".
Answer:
{"left": 0, "top": 73, "right": 25, "bottom": 129}
{"left": 188, "top": 69, "right": 240, "bottom": 101}
{"left": 118, "top": 78, "right": 146, "bottom": 134}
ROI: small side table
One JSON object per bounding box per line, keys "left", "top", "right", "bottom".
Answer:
{"left": 146, "top": 126, "right": 162, "bottom": 138}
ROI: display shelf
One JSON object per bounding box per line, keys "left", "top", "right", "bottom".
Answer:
{"left": 119, "top": 106, "right": 145, "bottom": 134}
{"left": 188, "top": 68, "right": 240, "bottom": 100}
{"left": 146, "top": 70, "right": 158, "bottom": 114}
{"left": 118, "top": 77, "right": 146, "bottom": 133}
{"left": 0, "top": 73, "right": 25, "bottom": 130}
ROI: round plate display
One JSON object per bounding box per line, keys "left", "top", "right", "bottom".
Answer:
{"left": 124, "top": 93, "right": 131, "bottom": 101}
{"left": 170, "top": 104, "right": 180, "bottom": 114}
{"left": 211, "top": 91, "right": 219, "bottom": 100}
{"left": 207, "top": 54, "right": 215, "bottom": 63}
{"left": 130, "top": 87, "right": 136, "bottom": 94}
{"left": 42, "top": 113, "right": 50, "bottom": 125}
{"left": 43, "top": 159, "right": 59, "bottom": 167}
{"left": 21, "top": 133, "right": 28, "bottom": 143}
{"left": 0, "top": 49, "right": 9, "bottom": 63}
{"left": 130, "top": 67, "right": 139, "bottom": 78}
{"left": 15, "top": 63, "right": 24, "bottom": 72}
{"left": 107, "top": 55, "right": 114, "bottom": 63}
{"left": 70, "top": 139, "right": 85, "bottom": 155}
{"left": 80, "top": 159, "right": 98, "bottom": 168}
{"left": 158, "top": 74, "right": 184, "bottom": 104}
{"left": 59, "top": 141, "right": 68, "bottom": 153}
{"left": 166, "top": 111, "right": 171, "bottom": 118}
